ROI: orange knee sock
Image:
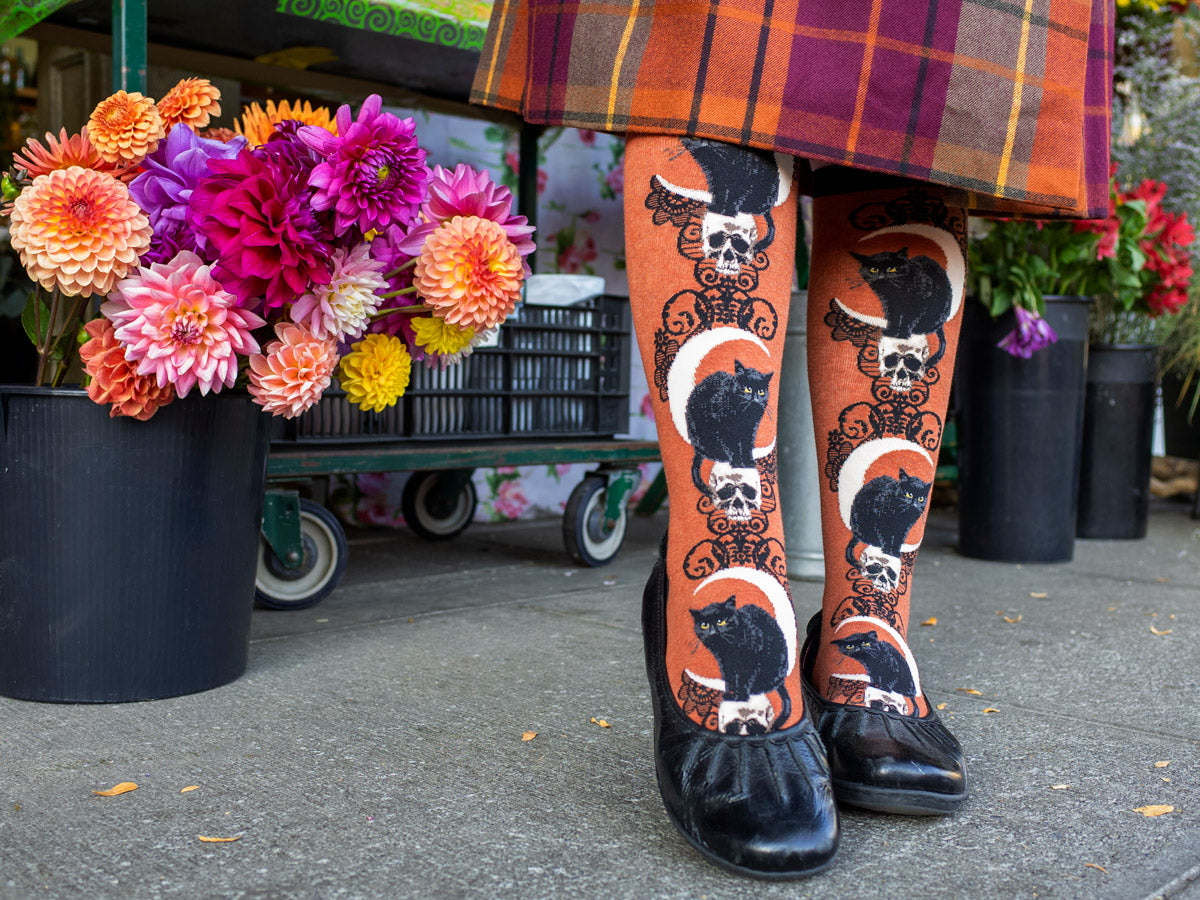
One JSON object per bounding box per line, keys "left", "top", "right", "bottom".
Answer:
{"left": 804, "top": 172, "right": 968, "bottom": 718}
{"left": 624, "top": 135, "right": 803, "bottom": 734}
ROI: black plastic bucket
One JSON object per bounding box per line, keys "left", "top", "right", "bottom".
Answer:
{"left": 0, "top": 387, "right": 270, "bottom": 702}
{"left": 955, "top": 296, "right": 1091, "bottom": 562}
{"left": 1077, "top": 345, "right": 1158, "bottom": 540}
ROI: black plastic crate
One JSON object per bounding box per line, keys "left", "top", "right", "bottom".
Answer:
{"left": 275, "top": 295, "right": 631, "bottom": 443}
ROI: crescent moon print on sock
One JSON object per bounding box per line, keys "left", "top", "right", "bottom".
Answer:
{"left": 829, "top": 615, "right": 921, "bottom": 716}
{"left": 832, "top": 224, "right": 964, "bottom": 392}
{"left": 838, "top": 439, "right": 932, "bottom": 594}
{"left": 685, "top": 567, "right": 797, "bottom": 734}
{"left": 655, "top": 139, "right": 793, "bottom": 277}
{"left": 666, "top": 329, "right": 777, "bottom": 520}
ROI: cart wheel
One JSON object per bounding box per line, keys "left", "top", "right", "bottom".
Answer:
{"left": 564, "top": 475, "right": 628, "bottom": 567}
{"left": 256, "top": 499, "right": 348, "bottom": 610}
{"left": 402, "top": 471, "right": 477, "bottom": 541}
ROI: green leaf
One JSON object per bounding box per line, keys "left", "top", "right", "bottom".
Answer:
{"left": 20, "top": 292, "right": 49, "bottom": 346}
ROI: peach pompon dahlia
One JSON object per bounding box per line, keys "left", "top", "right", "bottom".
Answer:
{"left": 248, "top": 322, "right": 339, "bottom": 418}
{"left": 157, "top": 77, "right": 222, "bottom": 132}
{"left": 8, "top": 166, "right": 152, "bottom": 297}
{"left": 87, "top": 91, "right": 165, "bottom": 166}
{"left": 236, "top": 99, "right": 336, "bottom": 148}
{"left": 338, "top": 333, "right": 411, "bottom": 412}
{"left": 102, "top": 250, "right": 265, "bottom": 397}
{"left": 79, "top": 317, "right": 175, "bottom": 421}
{"left": 414, "top": 216, "right": 523, "bottom": 330}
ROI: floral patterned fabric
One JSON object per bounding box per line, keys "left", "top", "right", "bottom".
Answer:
{"left": 328, "top": 108, "right": 661, "bottom": 526}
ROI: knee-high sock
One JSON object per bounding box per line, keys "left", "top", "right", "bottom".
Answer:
{"left": 804, "top": 171, "right": 967, "bottom": 718}
{"left": 624, "top": 134, "right": 804, "bottom": 734}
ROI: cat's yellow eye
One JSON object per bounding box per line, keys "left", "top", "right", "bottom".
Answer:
{"left": 756, "top": 389, "right": 765, "bottom": 395}
{"left": 869, "top": 267, "right": 879, "bottom": 273}
{"left": 744, "top": 386, "right": 752, "bottom": 393}
{"left": 700, "top": 623, "right": 709, "bottom": 630}
{"left": 887, "top": 266, "right": 897, "bottom": 272}
{"left": 716, "top": 619, "right": 727, "bottom": 626}
{"left": 905, "top": 491, "right": 912, "bottom": 498}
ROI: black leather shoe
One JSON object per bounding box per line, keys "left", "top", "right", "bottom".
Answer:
{"left": 800, "top": 613, "right": 968, "bottom": 815}
{"left": 642, "top": 549, "right": 839, "bottom": 878}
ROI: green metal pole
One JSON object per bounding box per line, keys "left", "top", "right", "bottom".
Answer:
{"left": 111, "top": 0, "right": 147, "bottom": 93}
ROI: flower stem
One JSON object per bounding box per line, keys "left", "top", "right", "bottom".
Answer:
{"left": 369, "top": 304, "right": 432, "bottom": 318}
{"left": 379, "top": 286, "right": 419, "bottom": 300}
{"left": 384, "top": 258, "right": 417, "bottom": 279}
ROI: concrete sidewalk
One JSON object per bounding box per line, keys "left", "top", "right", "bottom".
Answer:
{"left": 3, "top": 501, "right": 1199, "bottom": 900}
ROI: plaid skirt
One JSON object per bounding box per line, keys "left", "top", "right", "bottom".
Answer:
{"left": 471, "top": 0, "right": 1113, "bottom": 219}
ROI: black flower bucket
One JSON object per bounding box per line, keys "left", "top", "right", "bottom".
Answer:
{"left": 0, "top": 387, "right": 270, "bottom": 702}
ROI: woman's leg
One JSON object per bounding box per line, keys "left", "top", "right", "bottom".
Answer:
{"left": 802, "top": 168, "right": 968, "bottom": 812}
{"left": 624, "top": 135, "right": 837, "bottom": 875}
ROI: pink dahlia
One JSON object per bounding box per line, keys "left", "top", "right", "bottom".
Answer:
{"left": 394, "top": 164, "right": 536, "bottom": 274}
{"left": 9, "top": 166, "right": 151, "bottom": 297}
{"left": 291, "top": 242, "right": 388, "bottom": 340}
{"left": 188, "top": 147, "right": 332, "bottom": 311}
{"left": 298, "top": 93, "right": 428, "bottom": 237}
{"left": 248, "top": 322, "right": 339, "bottom": 418}
{"left": 415, "top": 215, "right": 524, "bottom": 330}
{"left": 102, "top": 250, "right": 265, "bottom": 397}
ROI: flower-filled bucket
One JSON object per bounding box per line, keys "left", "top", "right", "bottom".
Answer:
{"left": 0, "top": 387, "right": 269, "bottom": 702}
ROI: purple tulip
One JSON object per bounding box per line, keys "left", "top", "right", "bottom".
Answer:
{"left": 996, "top": 306, "right": 1058, "bottom": 359}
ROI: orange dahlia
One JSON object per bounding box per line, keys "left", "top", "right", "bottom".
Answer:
{"left": 235, "top": 99, "right": 336, "bottom": 148}
{"left": 79, "top": 317, "right": 175, "bottom": 420}
{"left": 9, "top": 166, "right": 152, "bottom": 297}
{"left": 157, "top": 77, "right": 222, "bottom": 132}
{"left": 87, "top": 91, "right": 165, "bottom": 166}
{"left": 14, "top": 128, "right": 112, "bottom": 178}
{"left": 414, "top": 215, "right": 524, "bottom": 330}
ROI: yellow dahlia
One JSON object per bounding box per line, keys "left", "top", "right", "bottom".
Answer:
{"left": 235, "top": 99, "right": 336, "bottom": 148}
{"left": 157, "top": 77, "right": 222, "bottom": 132}
{"left": 414, "top": 216, "right": 523, "bottom": 330}
{"left": 79, "top": 318, "right": 175, "bottom": 420}
{"left": 411, "top": 315, "right": 475, "bottom": 358}
{"left": 338, "top": 333, "right": 412, "bottom": 412}
{"left": 9, "top": 166, "right": 152, "bottom": 297}
{"left": 87, "top": 91, "right": 165, "bottom": 166}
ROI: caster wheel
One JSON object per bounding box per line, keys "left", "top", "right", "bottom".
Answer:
{"left": 256, "top": 499, "right": 348, "bottom": 610}
{"left": 564, "top": 475, "right": 628, "bottom": 566}
{"left": 402, "top": 470, "right": 478, "bottom": 541}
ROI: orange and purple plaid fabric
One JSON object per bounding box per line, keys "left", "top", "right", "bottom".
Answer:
{"left": 471, "top": 0, "right": 1113, "bottom": 219}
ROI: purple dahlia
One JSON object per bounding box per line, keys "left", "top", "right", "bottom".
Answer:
{"left": 128, "top": 123, "right": 246, "bottom": 264}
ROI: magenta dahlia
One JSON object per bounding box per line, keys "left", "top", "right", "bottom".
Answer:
{"left": 187, "top": 146, "right": 332, "bottom": 311}
{"left": 298, "top": 93, "right": 428, "bottom": 237}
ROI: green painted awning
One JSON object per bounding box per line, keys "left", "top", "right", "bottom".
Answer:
{"left": 18, "top": 0, "right": 494, "bottom": 104}
{"left": 276, "top": 0, "right": 493, "bottom": 52}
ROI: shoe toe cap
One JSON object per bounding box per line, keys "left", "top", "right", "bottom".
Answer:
{"left": 659, "top": 725, "right": 840, "bottom": 878}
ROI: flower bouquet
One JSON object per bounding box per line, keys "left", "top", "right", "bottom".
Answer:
{"left": 968, "top": 165, "right": 1194, "bottom": 356}
{"left": 0, "top": 80, "right": 534, "bottom": 419}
